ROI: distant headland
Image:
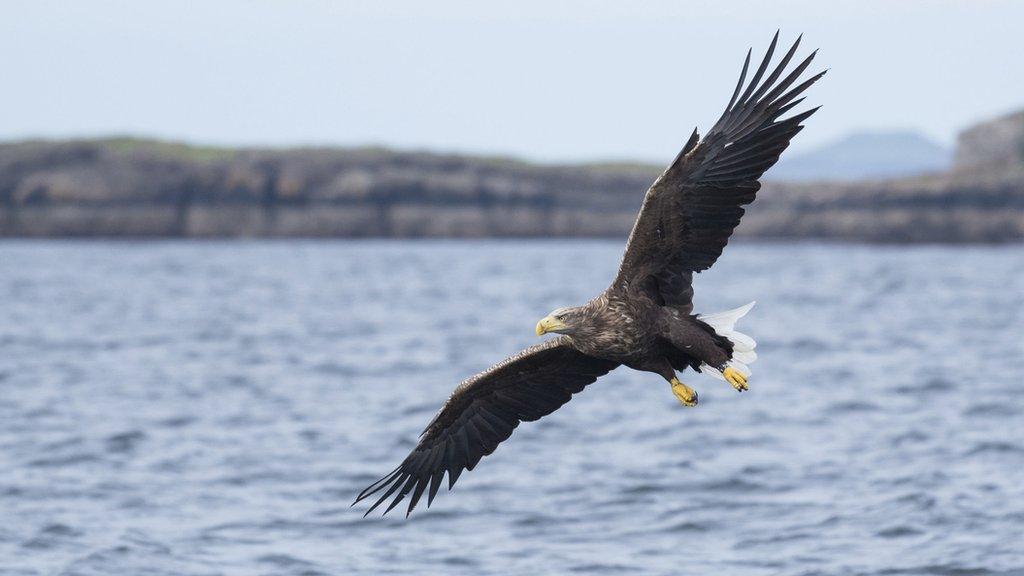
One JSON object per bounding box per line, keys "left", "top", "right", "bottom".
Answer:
{"left": 1, "top": 110, "right": 1022, "bottom": 243}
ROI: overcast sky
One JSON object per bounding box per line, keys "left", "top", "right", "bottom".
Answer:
{"left": 2, "top": 1, "right": 1021, "bottom": 163}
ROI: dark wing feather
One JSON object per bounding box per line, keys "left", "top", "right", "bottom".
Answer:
{"left": 352, "top": 337, "right": 618, "bottom": 517}
{"left": 614, "top": 32, "right": 825, "bottom": 312}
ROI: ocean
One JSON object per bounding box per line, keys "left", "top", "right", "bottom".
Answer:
{"left": 1, "top": 240, "right": 1022, "bottom": 575}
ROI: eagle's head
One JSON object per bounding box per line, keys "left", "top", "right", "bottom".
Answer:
{"left": 535, "top": 306, "right": 585, "bottom": 336}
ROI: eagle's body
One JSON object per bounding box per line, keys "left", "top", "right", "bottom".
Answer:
{"left": 556, "top": 290, "right": 730, "bottom": 379}
{"left": 354, "top": 32, "right": 824, "bottom": 517}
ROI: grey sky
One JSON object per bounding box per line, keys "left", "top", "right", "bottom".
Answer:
{"left": 2, "top": 1, "right": 1021, "bottom": 163}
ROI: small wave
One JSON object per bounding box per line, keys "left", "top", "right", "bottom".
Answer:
{"left": 158, "top": 415, "right": 197, "bottom": 428}
{"left": 665, "top": 520, "right": 712, "bottom": 533}
{"left": 21, "top": 523, "right": 82, "bottom": 550}
{"left": 739, "top": 463, "right": 785, "bottom": 476}
{"left": 569, "top": 562, "right": 635, "bottom": 573}
{"left": 256, "top": 553, "right": 324, "bottom": 573}
{"left": 965, "top": 442, "right": 1024, "bottom": 456}
{"left": 891, "top": 493, "right": 937, "bottom": 510}
{"left": 963, "top": 403, "right": 1020, "bottom": 418}
{"left": 696, "top": 478, "right": 772, "bottom": 492}
{"left": 873, "top": 565, "right": 998, "bottom": 576}
{"left": 514, "top": 513, "right": 555, "bottom": 528}
{"left": 397, "top": 508, "right": 463, "bottom": 523}
{"left": 213, "top": 469, "right": 297, "bottom": 487}
{"left": 735, "top": 532, "right": 813, "bottom": 547}
{"left": 826, "top": 399, "right": 881, "bottom": 413}
{"left": 619, "top": 483, "right": 670, "bottom": 496}
{"left": 890, "top": 430, "right": 930, "bottom": 447}
{"left": 789, "top": 338, "right": 830, "bottom": 352}
{"left": 813, "top": 514, "right": 842, "bottom": 528}
{"left": 106, "top": 430, "right": 147, "bottom": 454}
{"left": 875, "top": 525, "right": 924, "bottom": 538}
{"left": 441, "top": 556, "right": 480, "bottom": 567}
{"left": 27, "top": 453, "right": 101, "bottom": 468}
{"left": 893, "top": 377, "right": 957, "bottom": 395}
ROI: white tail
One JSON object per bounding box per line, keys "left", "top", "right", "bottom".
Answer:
{"left": 697, "top": 301, "right": 757, "bottom": 380}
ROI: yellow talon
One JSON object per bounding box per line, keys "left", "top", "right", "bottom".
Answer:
{"left": 723, "top": 367, "right": 748, "bottom": 392}
{"left": 670, "top": 377, "right": 698, "bottom": 407}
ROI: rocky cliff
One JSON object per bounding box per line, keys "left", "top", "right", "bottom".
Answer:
{"left": 953, "top": 110, "right": 1024, "bottom": 173}
{"left": 1, "top": 112, "right": 1022, "bottom": 242}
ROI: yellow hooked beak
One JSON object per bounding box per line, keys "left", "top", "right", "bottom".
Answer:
{"left": 535, "top": 315, "right": 567, "bottom": 336}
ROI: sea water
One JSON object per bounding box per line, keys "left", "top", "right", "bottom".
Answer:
{"left": 1, "top": 240, "right": 1022, "bottom": 575}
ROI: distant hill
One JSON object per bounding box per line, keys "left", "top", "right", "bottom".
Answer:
{"left": 769, "top": 131, "right": 951, "bottom": 182}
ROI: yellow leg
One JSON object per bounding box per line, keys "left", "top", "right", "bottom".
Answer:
{"left": 670, "top": 377, "right": 698, "bottom": 407}
{"left": 723, "top": 367, "right": 748, "bottom": 392}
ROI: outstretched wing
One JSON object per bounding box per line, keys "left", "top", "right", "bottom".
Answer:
{"left": 614, "top": 32, "right": 825, "bottom": 312}
{"left": 353, "top": 337, "right": 619, "bottom": 517}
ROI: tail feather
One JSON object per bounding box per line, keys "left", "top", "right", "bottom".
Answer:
{"left": 732, "top": 348, "right": 757, "bottom": 364}
{"left": 729, "top": 332, "right": 756, "bottom": 352}
{"left": 698, "top": 301, "right": 755, "bottom": 334}
{"left": 697, "top": 301, "right": 758, "bottom": 380}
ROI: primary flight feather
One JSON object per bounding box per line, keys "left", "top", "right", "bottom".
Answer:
{"left": 354, "top": 32, "right": 824, "bottom": 517}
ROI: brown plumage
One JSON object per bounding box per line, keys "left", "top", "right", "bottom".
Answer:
{"left": 354, "top": 32, "right": 824, "bottom": 517}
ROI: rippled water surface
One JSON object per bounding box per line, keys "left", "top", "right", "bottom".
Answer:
{"left": 1, "top": 240, "right": 1022, "bottom": 575}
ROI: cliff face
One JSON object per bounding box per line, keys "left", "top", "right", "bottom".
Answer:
{"left": 1, "top": 120, "right": 1022, "bottom": 242}
{"left": 953, "top": 110, "right": 1024, "bottom": 172}
{"left": 0, "top": 139, "right": 657, "bottom": 238}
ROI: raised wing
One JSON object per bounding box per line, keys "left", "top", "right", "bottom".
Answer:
{"left": 614, "top": 32, "right": 825, "bottom": 311}
{"left": 352, "top": 337, "right": 619, "bottom": 517}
